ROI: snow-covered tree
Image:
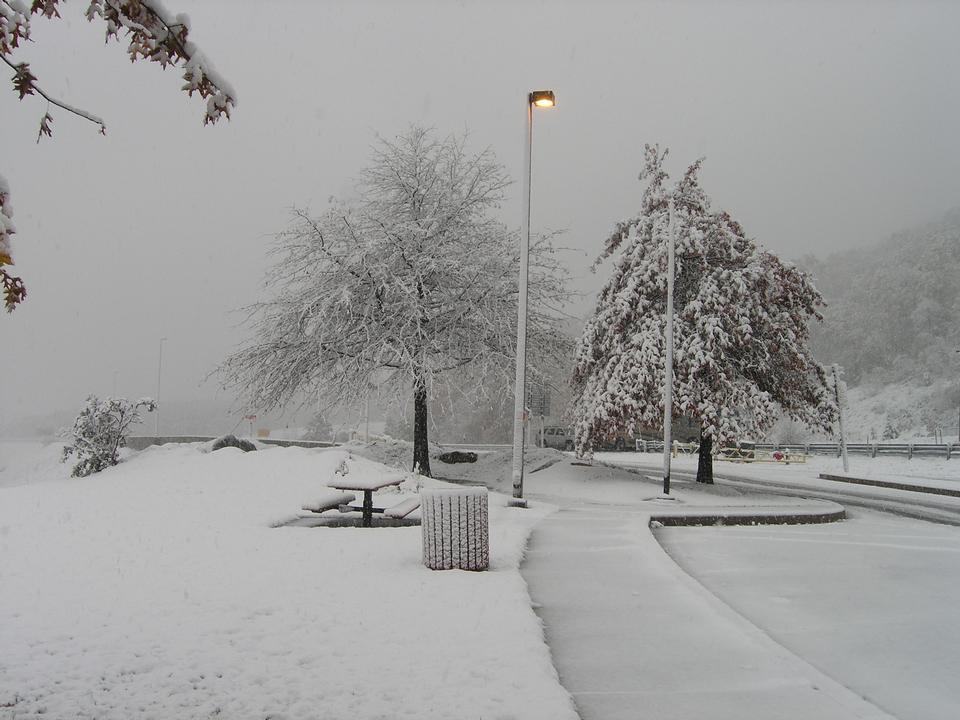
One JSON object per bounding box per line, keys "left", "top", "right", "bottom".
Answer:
{"left": 61, "top": 395, "right": 156, "bottom": 477}
{"left": 1, "top": 0, "right": 235, "bottom": 311}
{"left": 219, "top": 127, "right": 571, "bottom": 477}
{"left": 301, "top": 411, "right": 333, "bottom": 442}
{"left": 572, "top": 145, "right": 836, "bottom": 482}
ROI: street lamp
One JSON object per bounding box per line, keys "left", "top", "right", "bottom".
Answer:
{"left": 510, "top": 89, "right": 556, "bottom": 507}
{"left": 155, "top": 337, "right": 167, "bottom": 437}
{"left": 661, "top": 195, "right": 677, "bottom": 496}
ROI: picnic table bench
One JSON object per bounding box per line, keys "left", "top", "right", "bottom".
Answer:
{"left": 328, "top": 473, "right": 410, "bottom": 527}
{"left": 301, "top": 490, "right": 357, "bottom": 514}
{"left": 384, "top": 496, "right": 421, "bottom": 520}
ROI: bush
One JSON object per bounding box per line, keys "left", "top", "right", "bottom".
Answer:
{"left": 437, "top": 450, "right": 478, "bottom": 464}
{"left": 211, "top": 434, "right": 257, "bottom": 452}
{"left": 61, "top": 396, "right": 156, "bottom": 477}
{"left": 301, "top": 412, "right": 333, "bottom": 442}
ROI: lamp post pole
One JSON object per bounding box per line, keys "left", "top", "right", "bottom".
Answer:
{"left": 832, "top": 364, "right": 849, "bottom": 472}
{"left": 511, "top": 90, "right": 555, "bottom": 507}
{"left": 155, "top": 337, "right": 166, "bottom": 437}
{"left": 662, "top": 195, "right": 677, "bottom": 496}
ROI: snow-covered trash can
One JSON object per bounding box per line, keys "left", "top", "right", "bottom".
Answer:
{"left": 421, "top": 487, "right": 489, "bottom": 571}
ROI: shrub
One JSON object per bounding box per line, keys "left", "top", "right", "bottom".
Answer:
{"left": 437, "top": 450, "right": 478, "bottom": 464}
{"left": 211, "top": 434, "right": 257, "bottom": 452}
{"left": 61, "top": 396, "right": 156, "bottom": 477}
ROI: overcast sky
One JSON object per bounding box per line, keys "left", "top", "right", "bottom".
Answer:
{"left": 2, "top": 0, "right": 958, "bottom": 430}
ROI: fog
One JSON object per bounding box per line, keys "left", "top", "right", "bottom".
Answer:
{"left": 2, "top": 0, "right": 958, "bottom": 434}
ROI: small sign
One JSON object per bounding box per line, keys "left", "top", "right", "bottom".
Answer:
{"left": 525, "top": 384, "right": 551, "bottom": 418}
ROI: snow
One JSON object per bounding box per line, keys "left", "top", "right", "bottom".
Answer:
{"left": 656, "top": 509, "right": 960, "bottom": 720}
{"left": 841, "top": 380, "right": 960, "bottom": 442}
{"left": 0, "top": 441, "right": 576, "bottom": 719}
{"left": 0, "top": 171, "right": 13, "bottom": 255}
{"left": 598, "top": 449, "right": 960, "bottom": 486}
{"left": 0, "top": 441, "right": 70, "bottom": 489}
{"left": 4, "top": 439, "right": 958, "bottom": 718}
{"left": 520, "top": 460, "right": 896, "bottom": 720}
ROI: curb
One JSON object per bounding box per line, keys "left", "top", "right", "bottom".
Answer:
{"left": 818, "top": 473, "right": 960, "bottom": 498}
{"left": 649, "top": 506, "right": 846, "bottom": 527}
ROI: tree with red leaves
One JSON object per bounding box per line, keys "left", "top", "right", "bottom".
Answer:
{"left": 1, "top": 0, "right": 236, "bottom": 311}
{"left": 572, "top": 145, "right": 836, "bottom": 482}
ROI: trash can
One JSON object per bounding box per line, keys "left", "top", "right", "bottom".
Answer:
{"left": 421, "top": 487, "right": 489, "bottom": 571}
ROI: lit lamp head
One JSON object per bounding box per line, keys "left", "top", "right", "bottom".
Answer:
{"left": 529, "top": 90, "right": 556, "bottom": 108}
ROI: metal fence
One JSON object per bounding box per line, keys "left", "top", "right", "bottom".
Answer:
{"left": 635, "top": 438, "right": 956, "bottom": 460}
{"left": 755, "top": 442, "right": 956, "bottom": 460}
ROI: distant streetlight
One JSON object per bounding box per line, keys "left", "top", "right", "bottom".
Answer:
{"left": 155, "top": 337, "right": 167, "bottom": 437}
{"left": 510, "top": 89, "right": 556, "bottom": 507}
{"left": 832, "top": 364, "right": 849, "bottom": 472}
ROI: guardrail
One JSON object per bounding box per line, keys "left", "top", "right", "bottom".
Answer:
{"left": 127, "top": 436, "right": 338, "bottom": 451}
{"left": 754, "top": 442, "right": 956, "bottom": 460}
{"left": 635, "top": 439, "right": 956, "bottom": 460}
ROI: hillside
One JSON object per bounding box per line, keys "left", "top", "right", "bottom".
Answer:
{"left": 799, "top": 208, "right": 960, "bottom": 440}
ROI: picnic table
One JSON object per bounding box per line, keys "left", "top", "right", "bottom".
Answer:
{"left": 328, "top": 474, "right": 405, "bottom": 527}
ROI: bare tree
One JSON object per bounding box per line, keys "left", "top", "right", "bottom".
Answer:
{"left": 1, "top": 0, "right": 236, "bottom": 311}
{"left": 219, "top": 127, "right": 571, "bottom": 477}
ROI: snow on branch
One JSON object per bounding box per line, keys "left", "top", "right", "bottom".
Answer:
{"left": 2, "top": 0, "right": 235, "bottom": 311}
{"left": 572, "top": 145, "right": 836, "bottom": 455}
{"left": 0, "top": 171, "right": 25, "bottom": 311}
{"left": 86, "top": 0, "right": 237, "bottom": 125}
{"left": 219, "top": 126, "right": 572, "bottom": 418}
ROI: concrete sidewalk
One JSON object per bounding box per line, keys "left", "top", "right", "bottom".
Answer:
{"left": 519, "top": 484, "right": 895, "bottom": 720}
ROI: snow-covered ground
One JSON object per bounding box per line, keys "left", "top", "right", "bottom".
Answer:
{"left": 656, "top": 509, "right": 960, "bottom": 720}
{"left": 4, "top": 439, "right": 959, "bottom": 719}
{"left": 597, "top": 450, "right": 960, "bottom": 488}
{"left": 518, "top": 454, "right": 960, "bottom": 720}
{"left": 0, "top": 441, "right": 576, "bottom": 720}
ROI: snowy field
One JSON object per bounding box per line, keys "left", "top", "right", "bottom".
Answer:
{"left": 0, "top": 441, "right": 576, "bottom": 720}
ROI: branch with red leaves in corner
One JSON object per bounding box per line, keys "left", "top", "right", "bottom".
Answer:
{"left": 1, "top": 0, "right": 236, "bottom": 311}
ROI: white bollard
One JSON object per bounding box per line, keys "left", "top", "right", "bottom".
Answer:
{"left": 421, "top": 487, "right": 489, "bottom": 571}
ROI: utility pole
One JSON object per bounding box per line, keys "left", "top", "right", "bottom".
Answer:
{"left": 155, "top": 337, "right": 167, "bottom": 437}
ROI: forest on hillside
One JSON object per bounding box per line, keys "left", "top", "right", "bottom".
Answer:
{"left": 799, "top": 209, "right": 960, "bottom": 439}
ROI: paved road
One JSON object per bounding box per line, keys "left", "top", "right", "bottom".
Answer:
{"left": 520, "top": 485, "right": 895, "bottom": 720}
{"left": 597, "top": 455, "right": 960, "bottom": 526}
{"left": 656, "top": 508, "right": 960, "bottom": 720}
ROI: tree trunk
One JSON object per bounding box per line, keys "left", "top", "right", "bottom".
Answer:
{"left": 412, "top": 369, "right": 432, "bottom": 477}
{"left": 697, "top": 429, "right": 713, "bottom": 484}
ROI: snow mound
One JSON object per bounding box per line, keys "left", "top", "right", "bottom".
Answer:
{"left": 437, "top": 447, "right": 569, "bottom": 491}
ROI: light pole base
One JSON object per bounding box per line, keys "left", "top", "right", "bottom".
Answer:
{"left": 645, "top": 494, "right": 680, "bottom": 503}
{"left": 507, "top": 498, "right": 529, "bottom": 509}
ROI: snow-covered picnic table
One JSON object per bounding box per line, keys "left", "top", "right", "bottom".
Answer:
{"left": 328, "top": 473, "right": 406, "bottom": 526}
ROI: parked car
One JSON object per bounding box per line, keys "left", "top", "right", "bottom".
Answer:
{"left": 541, "top": 426, "right": 575, "bottom": 451}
